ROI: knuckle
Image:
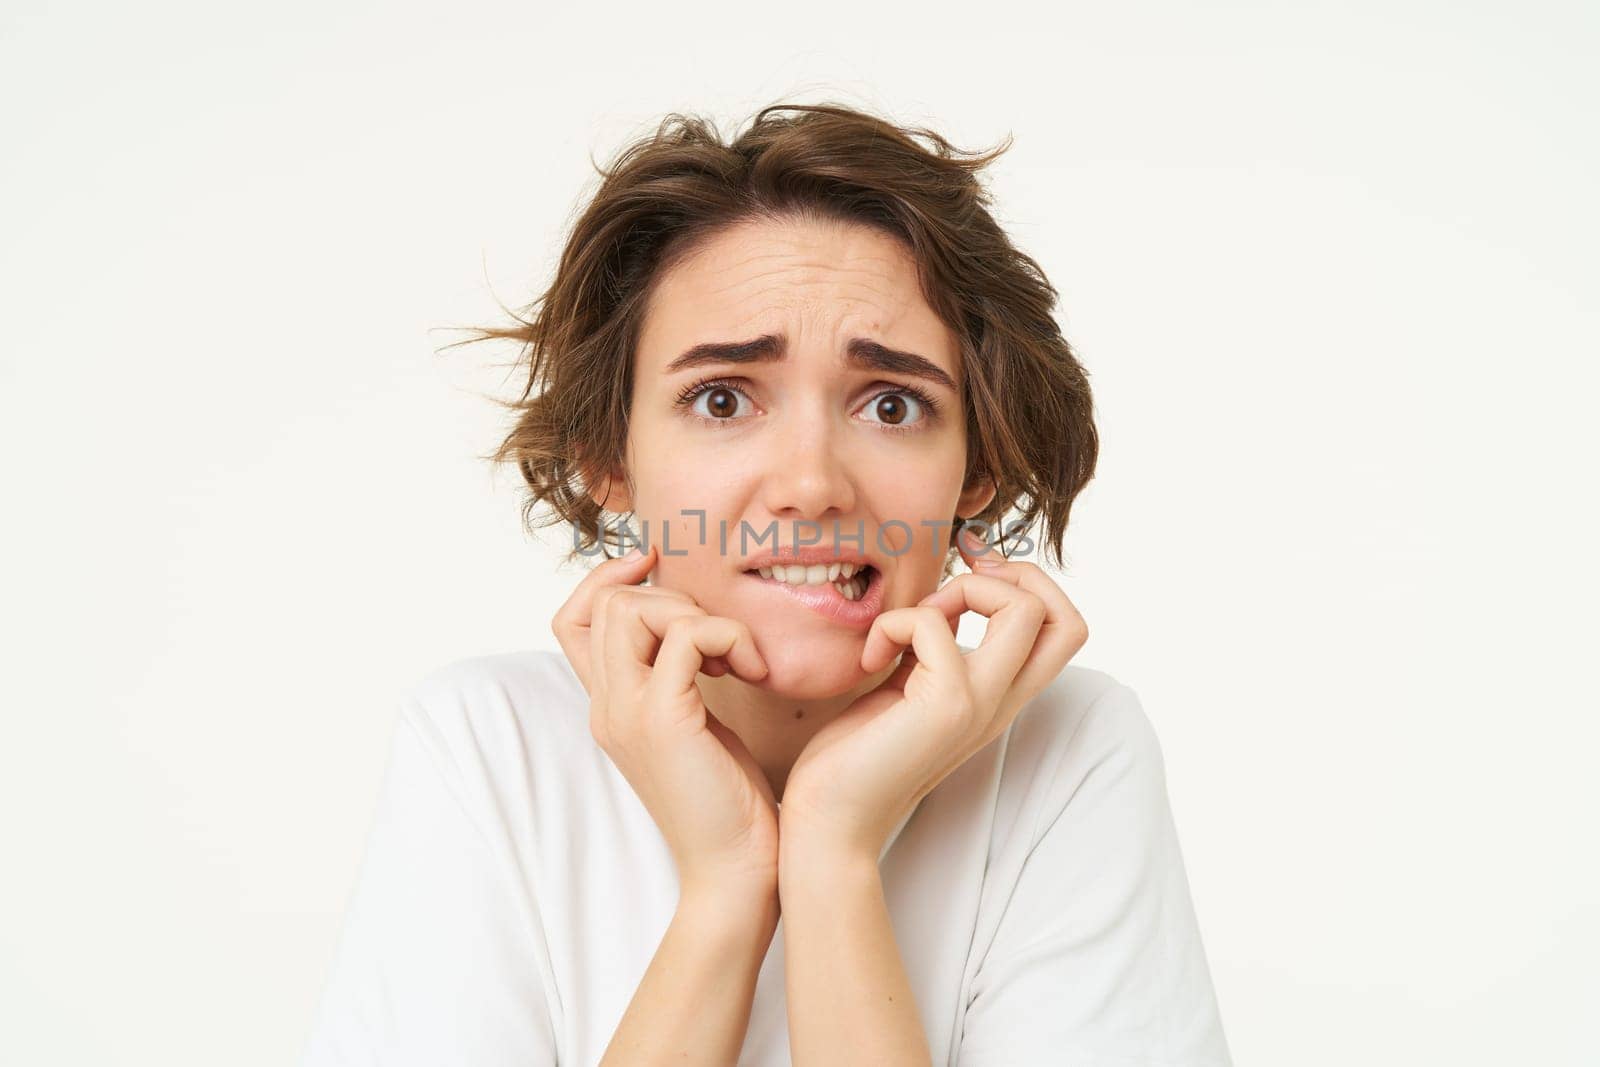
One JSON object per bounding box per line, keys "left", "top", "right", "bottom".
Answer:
{"left": 664, "top": 614, "right": 699, "bottom": 640}
{"left": 1060, "top": 604, "right": 1089, "bottom": 639}
{"left": 1019, "top": 591, "right": 1048, "bottom": 625}
{"left": 602, "top": 588, "right": 635, "bottom": 620}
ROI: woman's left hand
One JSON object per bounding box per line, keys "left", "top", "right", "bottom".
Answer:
{"left": 778, "top": 530, "right": 1091, "bottom": 860}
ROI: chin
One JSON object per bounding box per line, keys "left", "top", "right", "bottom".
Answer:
{"left": 748, "top": 637, "right": 869, "bottom": 700}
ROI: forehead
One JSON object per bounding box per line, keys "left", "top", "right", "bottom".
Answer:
{"left": 637, "top": 215, "right": 959, "bottom": 379}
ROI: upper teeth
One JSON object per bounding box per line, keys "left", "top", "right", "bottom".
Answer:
{"left": 757, "top": 562, "right": 861, "bottom": 584}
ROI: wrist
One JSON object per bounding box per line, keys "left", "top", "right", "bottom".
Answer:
{"left": 778, "top": 803, "right": 882, "bottom": 867}
{"left": 678, "top": 874, "right": 780, "bottom": 932}
{"left": 778, "top": 827, "right": 881, "bottom": 894}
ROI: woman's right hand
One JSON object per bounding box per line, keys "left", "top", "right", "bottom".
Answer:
{"left": 552, "top": 543, "right": 779, "bottom": 901}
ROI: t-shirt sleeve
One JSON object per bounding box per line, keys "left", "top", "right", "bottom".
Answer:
{"left": 298, "top": 697, "right": 561, "bottom": 1066}
{"left": 955, "top": 683, "right": 1232, "bottom": 1067}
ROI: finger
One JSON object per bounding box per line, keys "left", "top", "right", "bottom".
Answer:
{"left": 985, "top": 561, "right": 1088, "bottom": 693}
{"left": 860, "top": 605, "right": 966, "bottom": 688}
{"left": 645, "top": 615, "right": 768, "bottom": 724}
{"left": 916, "top": 579, "right": 967, "bottom": 639}
{"left": 598, "top": 591, "right": 709, "bottom": 724}
{"left": 954, "top": 524, "right": 1003, "bottom": 570}
{"left": 559, "top": 545, "right": 659, "bottom": 633}
{"left": 936, "top": 561, "right": 1088, "bottom": 709}
{"left": 587, "top": 580, "right": 690, "bottom": 704}
{"left": 553, "top": 544, "right": 659, "bottom": 692}
{"left": 882, "top": 647, "right": 920, "bottom": 692}
{"left": 916, "top": 573, "right": 1045, "bottom": 712}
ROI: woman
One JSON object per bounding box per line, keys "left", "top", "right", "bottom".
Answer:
{"left": 300, "top": 102, "right": 1233, "bottom": 1066}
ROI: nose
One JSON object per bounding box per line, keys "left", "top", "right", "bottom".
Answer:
{"left": 758, "top": 401, "right": 857, "bottom": 525}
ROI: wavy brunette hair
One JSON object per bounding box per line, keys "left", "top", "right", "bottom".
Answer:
{"left": 446, "top": 101, "right": 1099, "bottom": 574}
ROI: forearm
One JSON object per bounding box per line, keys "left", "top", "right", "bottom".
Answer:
{"left": 599, "top": 883, "right": 780, "bottom": 1067}
{"left": 778, "top": 838, "right": 932, "bottom": 1067}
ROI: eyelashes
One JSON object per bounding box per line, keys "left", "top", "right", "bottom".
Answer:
{"left": 673, "top": 375, "right": 943, "bottom": 433}
{"left": 672, "top": 375, "right": 742, "bottom": 412}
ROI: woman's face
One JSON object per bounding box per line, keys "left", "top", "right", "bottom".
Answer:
{"left": 602, "top": 214, "right": 994, "bottom": 698}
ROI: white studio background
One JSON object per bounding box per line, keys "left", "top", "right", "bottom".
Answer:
{"left": 2, "top": 3, "right": 1595, "bottom": 1065}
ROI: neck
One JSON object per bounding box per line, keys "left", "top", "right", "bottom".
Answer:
{"left": 694, "top": 656, "right": 901, "bottom": 804}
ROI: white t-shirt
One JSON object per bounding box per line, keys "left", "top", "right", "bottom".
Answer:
{"left": 298, "top": 647, "right": 1232, "bottom": 1066}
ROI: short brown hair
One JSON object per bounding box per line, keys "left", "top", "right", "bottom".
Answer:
{"left": 445, "top": 101, "right": 1099, "bottom": 573}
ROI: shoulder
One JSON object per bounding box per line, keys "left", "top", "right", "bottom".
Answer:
{"left": 996, "top": 663, "right": 1168, "bottom": 845}
{"left": 406, "top": 645, "right": 584, "bottom": 712}
{"left": 1007, "top": 663, "right": 1161, "bottom": 770}
{"left": 397, "top": 647, "right": 593, "bottom": 775}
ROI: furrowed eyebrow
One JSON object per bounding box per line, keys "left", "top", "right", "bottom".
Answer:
{"left": 663, "top": 333, "right": 958, "bottom": 393}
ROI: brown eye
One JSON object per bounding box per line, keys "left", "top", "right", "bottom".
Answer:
{"left": 685, "top": 382, "right": 751, "bottom": 421}
{"left": 706, "top": 387, "right": 737, "bottom": 418}
{"left": 860, "top": 390, "right": 928, "bottom": 429}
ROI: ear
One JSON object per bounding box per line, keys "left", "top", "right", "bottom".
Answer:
{"left": 581, "top": 459, "right": 633, "bottom": 515}
{"left": 955, "top": 473, "right": 996, "bottom": 520}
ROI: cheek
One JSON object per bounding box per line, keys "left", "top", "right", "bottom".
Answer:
{"left": 626, "top": 444, "right": 727, "bottom": 529}
{"left": 859, "top": 490, "right": 963, "bottom": 596}
{"left": 861, "top": 463, "right": 965, "bottom": 534}
{"left": 650, "top": 553, "right": 726, "bottom": 607}
{"left": 890, "top": 543, "right": 951, "bottom": 601}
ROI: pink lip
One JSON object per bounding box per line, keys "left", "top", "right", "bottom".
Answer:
{"left": 742, "top": 565, "right": 887, "bottom": 630}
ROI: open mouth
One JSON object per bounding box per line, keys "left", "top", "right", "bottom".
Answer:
{"left": 742, "top": 562, "right": 879, "bottom": 601}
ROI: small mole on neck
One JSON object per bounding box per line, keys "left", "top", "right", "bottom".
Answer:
{"left": 794, "top": 708, "right": 804, "bottom": 719}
